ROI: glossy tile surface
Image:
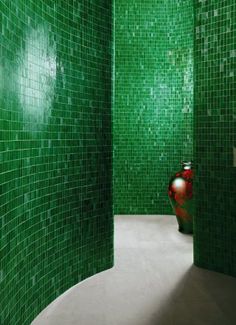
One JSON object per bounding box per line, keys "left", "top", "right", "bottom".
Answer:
{"left": 33, "top": 215, "right": 236, "bottom": 325}
{"left": 0, "top": 1, "right": 113, "bottom": 324}
{"left": 114, "top": 0, "right": 194, "bottom": 214}
{"left": 194, "top": 0, "right": 236, "bottom": 276}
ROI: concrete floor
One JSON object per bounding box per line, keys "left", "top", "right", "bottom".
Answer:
{"left": 32, "top": 215, "right": 236, "bottom": 325}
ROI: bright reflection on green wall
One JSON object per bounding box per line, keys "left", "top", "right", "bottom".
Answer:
{"left": 17, "top": 25, "right": 56, "bottom": 127}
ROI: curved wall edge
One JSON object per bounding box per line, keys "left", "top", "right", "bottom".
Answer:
{"left": 31, "top": 267, "right": 114, "bottom": 324}
{"left": 0, "top": 1, "right": 113, "bottom": 324}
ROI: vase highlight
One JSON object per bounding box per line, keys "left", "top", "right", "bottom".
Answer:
{"left": 168, "top": 161, "right": 193, "bottom": 234}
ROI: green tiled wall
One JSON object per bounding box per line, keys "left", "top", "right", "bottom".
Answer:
{"left": 114, "top": 0, "right": 194, "bottom": 214}
{"left": 194, "top": 0, "right": 236, "bottom": 276}
{"left": 0, "top": 1, "right": 113, "bottom": 324}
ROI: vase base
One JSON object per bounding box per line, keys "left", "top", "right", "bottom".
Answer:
{"left": 178, "top": 227, "right": 193, "bottom": 235}
{"left": 176, "top": 216, "right": 193, "bottom": 234}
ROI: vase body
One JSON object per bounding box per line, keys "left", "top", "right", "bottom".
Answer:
{"left": 168, "top": 162, "right": 193, "bottom": 234}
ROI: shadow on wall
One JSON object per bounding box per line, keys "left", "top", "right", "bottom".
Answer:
{"left": 148, "top": 265, "right": 236, "bottom": 325}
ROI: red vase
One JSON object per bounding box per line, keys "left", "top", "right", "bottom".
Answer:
{"left": 168, "top": 162, "right": 193, "bottom": 234}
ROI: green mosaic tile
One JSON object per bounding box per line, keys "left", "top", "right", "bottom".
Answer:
{"left": 194, "top": 0, "right": 236, "bottom": 277}
{"left": 0, "top": 1, "right": 113, "bottom": 324}
{"left": 113, "top": 0, "right": 194, "bottom": 214}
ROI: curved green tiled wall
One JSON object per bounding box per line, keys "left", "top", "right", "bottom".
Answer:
{"left": 0, "top": 1, "right": 113, "bottom": 324}
{"left": 194, "top": 0, "right": 236, "bottom": 277}
{"left": 114, "top": 0, "right": 194, "bottom": 214}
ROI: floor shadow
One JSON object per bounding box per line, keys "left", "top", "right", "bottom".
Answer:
{"left": 147, "top": 264, "right": 236, "bottom": 325}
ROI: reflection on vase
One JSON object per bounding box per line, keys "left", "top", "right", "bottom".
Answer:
{"left": 168, "top": 161, "right": 193, "bottom": 234}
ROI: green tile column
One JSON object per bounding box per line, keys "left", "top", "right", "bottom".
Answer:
{"left": 0, "top": 1, "right": 113, "bottom": 324}
{"left": 114, "top": 0, "right": 194, "bottom": 214}
{"left": 194, "top": 0, "right": 236, "bottom": 276}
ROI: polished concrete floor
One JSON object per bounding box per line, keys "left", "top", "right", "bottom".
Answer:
{"left": 32, "top": 215, "right": 236, "bottom": 325}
